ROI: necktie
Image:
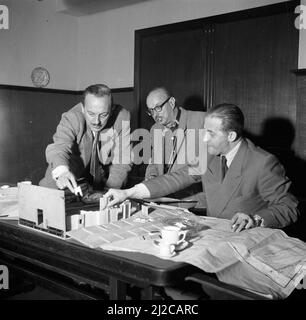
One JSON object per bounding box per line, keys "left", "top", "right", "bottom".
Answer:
{"left": 165, "top": 135, "right": 177, "bottom": 174}
{"left": 163, "top": 135, "right": 167, "bottom": 174}
{"left": 163, "top": 109, "right": 181, "bottom": 174}
{"left": 221, "top": 155, "right": 228, "bottom": 181}
{"left": 90, "top": 131, "right": 104, "bottom": 189}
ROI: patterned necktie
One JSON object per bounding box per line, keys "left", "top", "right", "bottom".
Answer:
{"left": 90, "top": 131, "right": 104, "bottom": 189}
{"left": 221, "top": 155, "right": 228, "bottom": 181}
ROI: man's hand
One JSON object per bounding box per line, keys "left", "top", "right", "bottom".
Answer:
{"left": 231, "top": 212, "right": 255, "bottom": 232}
{"left": 55, "top": 170, "right": 77, "bottom": 194}
{"left": 103, "top": 189, "right": 129, "bottom": 208}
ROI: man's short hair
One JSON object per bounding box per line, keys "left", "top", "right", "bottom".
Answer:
{"left": 83, "top": 84, "right": 112, "bottom": 104}
{"left": 207, "top": 103, "right": 244, "bottom": 138}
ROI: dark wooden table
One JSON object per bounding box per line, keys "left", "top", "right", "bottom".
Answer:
{"left": 0, "top": 219, "right": 201, "bottom": 299}
{"left": 0, "top": 218, "right": 272, "bottom": 300}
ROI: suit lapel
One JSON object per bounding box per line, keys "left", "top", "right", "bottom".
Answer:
{"left": 204, "top": 156, "right": 222, "bottom": 215}
{"left": 205, "top": 140, "right": 247, "bottom": 217}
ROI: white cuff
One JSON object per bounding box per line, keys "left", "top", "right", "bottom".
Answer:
{"left": 52, "top": 165, "right": 69, "bottom": 180}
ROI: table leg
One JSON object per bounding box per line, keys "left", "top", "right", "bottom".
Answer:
{"left": 109, "top": 277, "right": 127, "bottom": 300}
{"left": 141, "top": 286, "right": 154, "bottom": 300}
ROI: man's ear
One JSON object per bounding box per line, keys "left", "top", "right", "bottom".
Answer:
{"left": 228, "top": 131, "right": 237, "bottom": 142}
{"left": 169, "top": 97, "right": 176, "bottom": 109}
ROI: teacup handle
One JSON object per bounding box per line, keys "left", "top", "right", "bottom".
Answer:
{"left": 169, "top": 244, "right": 175, "bottom": 254}
{"left": 177, "top": 230, "right": 187, "bottom": 245}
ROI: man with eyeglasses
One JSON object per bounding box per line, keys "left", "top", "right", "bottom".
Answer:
{"left": 39, "top": 84, "right": 132, "bottom": 195}
{"left": 145, "top": 87, "right": 206, "bottom": 207}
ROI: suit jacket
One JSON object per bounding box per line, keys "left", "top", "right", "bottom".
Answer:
{"left": 145, "top": 107, "right": 206, "bottom": 206}
{"left": 143, "top": 138, "right": 299, "bottom": 228}
{"left": 39, "top": 103, "right": 132, "bottom": 189}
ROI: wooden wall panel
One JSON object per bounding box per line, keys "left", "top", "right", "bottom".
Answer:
{"left": 213, "top": 12, "right": 298, "bottom": 144}
{"left": 295, "top": 71, "right": 306, "bottom": 158}
{"left": 112, "top": 89, "right": 136, "bottom": 130}
{"left": 0, "top": 88, "right": 81, "bottom": 184}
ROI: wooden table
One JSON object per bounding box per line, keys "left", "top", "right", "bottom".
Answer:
{"left": 0, "top": 218, "right": 272, "bottom": 300}
{"left": 0, "top": 219, "right": 200, "bottom": 300}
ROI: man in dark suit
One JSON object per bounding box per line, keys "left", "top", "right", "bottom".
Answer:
{"left": 39, "top": 84, "right": 132, "bottom": 194}
{"left": 145, "top": 87, "right": 206, "bottom": 207}
{"left": 105, "top": 104, "right": 298, "bottom": 232}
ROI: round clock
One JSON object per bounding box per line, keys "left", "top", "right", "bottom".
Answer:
{"left": 31, "top": 67, "right": 50, "bottom": 88}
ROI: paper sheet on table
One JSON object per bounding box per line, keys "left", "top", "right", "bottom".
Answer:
{"left": 98, "top": 216, "right": 306, "bottom": 299}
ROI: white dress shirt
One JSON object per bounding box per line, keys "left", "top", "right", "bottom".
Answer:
{"left": 223, "top": 139, "right": 242, "bottom": 168}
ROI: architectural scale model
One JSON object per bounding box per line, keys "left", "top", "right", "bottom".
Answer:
{"left": 18, "top": 184, "right": 144, "bottom": 239}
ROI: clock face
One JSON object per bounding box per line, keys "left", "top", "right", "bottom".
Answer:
{"left": 31, "top": 67, "right": 50, "bottom": 88}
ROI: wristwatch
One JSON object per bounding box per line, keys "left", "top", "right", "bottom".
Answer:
{"left": 253, "top": 215, "right": 265, "bottom": 227}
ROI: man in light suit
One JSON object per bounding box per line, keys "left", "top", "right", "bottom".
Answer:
{"left": 39, "top": 84, "right": 131, "bottom": 194}
{"left": 145, "top": 87, "right": 206, "bottom": 207}
{"left": 105, "top": 103, "right": 298, "bottom": 231}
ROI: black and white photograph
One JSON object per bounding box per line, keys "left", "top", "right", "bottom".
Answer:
{"left": 0, "top": 0, "right": 306, "bottom": 307}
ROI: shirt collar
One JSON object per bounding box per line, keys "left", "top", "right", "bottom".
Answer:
{"left": 224, "top": 139, "right": 242, "bottom": 167}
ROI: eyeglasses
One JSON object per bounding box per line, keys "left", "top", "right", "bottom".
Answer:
{"left": 146, "top": 97, "right": 171, "bottom": 116}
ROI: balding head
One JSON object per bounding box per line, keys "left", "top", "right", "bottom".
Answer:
{"left": 146, "top": 87, "right": 170, "bottom": 105}
{"left": 146, "top": 87, "right": 177, "bottom": 128}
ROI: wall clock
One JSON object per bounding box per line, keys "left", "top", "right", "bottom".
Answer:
{"left": 31, "top": 67, "right": 50, "bottom": 88}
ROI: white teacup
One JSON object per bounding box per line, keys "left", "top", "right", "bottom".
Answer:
{"left": 159, "top": 242, "right": 175, "bottom": 257}
{"left": 161, "top": 226, "right": 187, "bottom": 245}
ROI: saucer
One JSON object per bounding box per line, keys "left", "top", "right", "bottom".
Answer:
{"left": 175, "top": 240, "right": 189, "bottom": 251}
{"left": 153, "top": 239, "right": 171, "bottom": 247}
{"left": 158, "top": 251, "right": 176, "bottom": 258}
{"left": 153, "top": 239, "right": 189, "bottom": 251}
